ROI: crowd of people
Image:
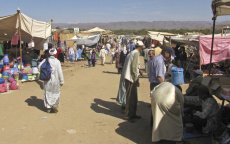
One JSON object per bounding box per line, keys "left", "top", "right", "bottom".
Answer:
{"left": 112, "top": 36, "right": 226, "bottom": 143}
{"left": 36, "top": 35, "right": 229, "bottom": 143}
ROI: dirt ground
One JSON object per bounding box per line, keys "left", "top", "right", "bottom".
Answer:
{"left": 0, "top": 58, "right": 212, "bottom": 144}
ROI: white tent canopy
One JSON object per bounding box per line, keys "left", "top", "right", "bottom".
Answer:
{"left": 148, "top": 31, "right": 176, "bottom": 36}
{"left": 212, "top": 0, "right": 230, "bottom": 16}
{"left": 69, "top": 34, "right": 101, "bottom": 46}
{"left": 84, "top": 27, "right": 105, "bottom": 33}
{"left": 82, "top": 27, "right": 111, "bottom": 34}
{"left": 148, "top": 31, "right": 177, "bottom": 44}
{"left": 0, "top": 10, "right": 51, "bottom": 49}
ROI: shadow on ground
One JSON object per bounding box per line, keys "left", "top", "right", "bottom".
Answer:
{"left": 91, "top": 98, "right": 152, "bottom": 144}
{"left": 25, "top": 96, "right": 46, "bottom": 112}
{"left": 103, "top": 71, "right": 119, "bottom": 75}
{"left": 91, "top": 98, "right": 124, "bottom": 119}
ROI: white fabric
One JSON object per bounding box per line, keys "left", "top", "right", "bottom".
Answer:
{"left": 68, "top": 47, "right": 75, "bottom": 55}
{"left": 136, "top": 40, "right": 144, "bottom": 47}
{"left": 99, "top": 48, "right": 107, "bottom": 58}
{"left": 83, "top": 27, "right": 106, "bottom": 33}
{"left": 0, "top": 11, "right": 51, "bottom": 49}
{"left": 19, "top": 13, "right": 51, "bottom": 39}
{"left": 49, "top": 48, "right": 57, "bottom": 56}
{"left": 28, "top": 40, "right": 35, "bottom": 49}
{"left": 148, "top": 34, "right": 165, "bottom": 44}
{"left": 32, "top": 67, "right": 39, "bottom": 74}
{"left": 69, "top": 34, "right": 101, "bottom": 46}
{"left": 43, "top": 42, "right": 48, "bottom": 51}
{"left": 38, "top": 57, "right": 64, "bottom": 109}
{"left": 124, "top": 49, "right": 140, "bottom": 83}
{"left": 106, "top": 43, "right": 111, "bottom": 50}
{"left": 151, "top": 82, "right": 184, "bottom": 142}
{"left": 148, "top": 31, "right": 176, "bottom": 36}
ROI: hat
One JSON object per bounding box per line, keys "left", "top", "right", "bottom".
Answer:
{"left": 136, "top": 40, "right": 144, "bottom": 47}
{"left": 194, "top": 69, "right": 203, "bottom": 75}
{"left": 151, "top": 44, "right": 155, "bottom": 48}
{"left": 49, "top": 48, "right": 57, "bottom": 56}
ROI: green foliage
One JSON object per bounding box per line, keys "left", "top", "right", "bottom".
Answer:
{"left": 112, "top": 28, "right": 222, "bottom": 35}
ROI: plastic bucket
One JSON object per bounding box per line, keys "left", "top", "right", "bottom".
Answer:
{"left": 171, "top": 67, "right": 184, "bottom": 85}
{"left": 0, "top": 78, "right": 5, "bottom": 84}
{"left": 22, "top": 74, "right": 28, "bottom": 80}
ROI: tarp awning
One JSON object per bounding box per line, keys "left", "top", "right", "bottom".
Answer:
{"left": 212, "top": 0, "right": 230, "bottom": 16}
{"left": 148, "top": 31, "right": 176, "bottom": 36}
{"left": 69, "top": 34, "right": 101, "bottom": 46}
{"left": 0, "top": 11, "right": 51, "bottom": 49}
{"left": 82, "top": 27, "right": 112, "bottom": 34}
{"left": 199, "top": 35, "right": 230, "bottom": 65}
{"left": 84, "top": 27, "right": 105, "bottom": 33}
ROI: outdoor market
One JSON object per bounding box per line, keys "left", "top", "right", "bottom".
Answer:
{"left": 0, "top": 0, "right": 230, "bottom": 144}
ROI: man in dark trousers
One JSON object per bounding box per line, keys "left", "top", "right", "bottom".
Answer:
{"left": 124, "top": 41, "right": 144, "bottom": 122}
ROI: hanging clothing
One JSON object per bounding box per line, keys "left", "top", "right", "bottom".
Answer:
{"left": 57, "top": 48, "right": 64, "bottom": 63}
{"left": 53, "top": 32, "right": 59, "bottom": 42}
{"left": 38, "top": 56, "right": 64, "bottom": 109}
{"left": 11, "top": 34, "right": 19, "bottom": 45}
{"left": 151, "top": 82, "right": 184, "bottom": 142}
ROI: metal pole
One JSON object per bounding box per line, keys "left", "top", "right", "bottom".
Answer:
{"left": 209, "top": 16, "right": 216, "bottom": 75}
{"left": 49, "top": 19, "right": 53, "bottom": 44}
{"left": 17, "top": 10, "right": 23, "bottom": 70}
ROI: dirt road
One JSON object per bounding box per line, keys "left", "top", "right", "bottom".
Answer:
{"left": 0, "top": 60, "right": 154, "bottom": 144}
{"left": 0, "top": 58, "right": 212, "bottom": 144}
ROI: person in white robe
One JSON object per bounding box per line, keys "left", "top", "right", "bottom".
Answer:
{"left": 99, "top": 46, "right": 107, "bottom": 65}
{"left": 151, "top": 82, "right": 184, "bottom": 143}
{"left": 39, "top": 48, "right": 64, "bottom": 113}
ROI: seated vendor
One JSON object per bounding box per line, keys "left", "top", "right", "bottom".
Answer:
{"left": 184, "top": 85, "right": 220, "bottom": 134}
{"left": 185, "top": 69, "right": 203, "bottom": 96}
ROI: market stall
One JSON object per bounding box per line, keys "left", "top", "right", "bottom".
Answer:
{"left": 0, "top": 10, "right": 51, "bottom": 92}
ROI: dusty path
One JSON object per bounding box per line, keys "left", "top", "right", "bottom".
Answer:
{"left": 0, "top": 58, "right": 212, "bottom": 144}
{"left": 0, "top": 60, "right": 153, "bottom": 144}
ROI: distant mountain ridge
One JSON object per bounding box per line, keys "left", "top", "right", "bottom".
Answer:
{"left": 53, "top": 21, "right": 230, "bottom": 30}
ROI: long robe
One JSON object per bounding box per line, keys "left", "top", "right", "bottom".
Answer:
{"left": 39, "top": 56, "right": 64, "bottom": 109}
{"left": 116, "top": 49, "right": 140, "bottom": 109}
{"left": 151, "top": 82, "right": 184, "bottom": 142}
{"left": 117, "top": 53, "right": 131, "bottom": 107}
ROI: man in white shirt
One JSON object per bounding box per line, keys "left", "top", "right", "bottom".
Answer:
{"left": 124, "top": 40, "right": 144, "bottom": 122}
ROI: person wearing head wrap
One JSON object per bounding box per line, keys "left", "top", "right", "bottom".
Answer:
{"left": 38, "top": 48, "right": 64, "bottom": 113}
{"left": 99, "top": 46, "right": 107, "bottom": 66}
{"left": 117, "top": 40, "right": 144, "bottom": 122}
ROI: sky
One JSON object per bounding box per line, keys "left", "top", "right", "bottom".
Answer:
{"left": 0, "top": 0, "right": 229, "bottom": 23}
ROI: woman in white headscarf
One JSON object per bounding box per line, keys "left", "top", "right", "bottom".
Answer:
{"left": 39, "top": 48, "right": 64, "bottom": 113}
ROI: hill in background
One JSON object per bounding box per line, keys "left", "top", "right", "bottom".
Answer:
{"left": 53, "top": 21, "right": 230, "bottom": 30}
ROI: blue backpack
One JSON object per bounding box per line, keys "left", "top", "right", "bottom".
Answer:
{"left": 39, "top": 58, "right": 52, "bottom": 81}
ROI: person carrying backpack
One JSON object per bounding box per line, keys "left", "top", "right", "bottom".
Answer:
{"left": 38, "top": 48, "right": 64, "bottom": 113}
